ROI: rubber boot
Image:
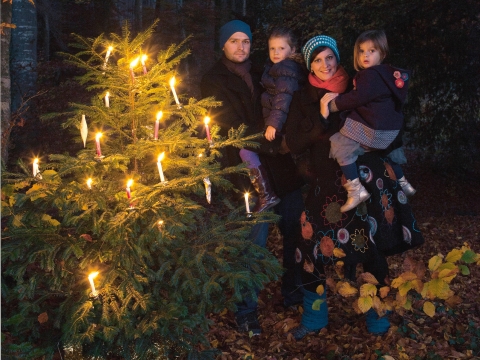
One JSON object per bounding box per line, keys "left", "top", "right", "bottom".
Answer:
{"left": 250, "top": 165, "right": 281, "bottom": 213}
{"left": 290, "top": 290, "right": 328, "bottom": 340}
{"left": 366, "top": 308, "right": 391, "bottom": 335}
{"left": 340, "top": 178, "right": 371, "bottom": 212}
{"left": 398, "top": 176, "right": 416, "bottom": 197}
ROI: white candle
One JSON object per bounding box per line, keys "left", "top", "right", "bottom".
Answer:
{"left": 244, "top": 193, "right": 250, "bottom": 213}
{"left": 95, "top": 133, "right": 102, "bottom": 157}
{"left": 33, "top": 158, "right": 40, "bottom": 177}
{"left": 169, "top": 77, "right": 181, "bottom": 107}
{"left": 126, "top": 179, "right": 133, "bottom": 199}
{"left": 157, "top": 152, "right": 165, "bottom": 182}
{"left": 130, "top": 57, "right": 139, "bottom": 83}
{"left": 104, "top": 91, "right": 110, "bottom": 107}
{"left": 204, "top": 116, "right": 212, "bottom": 142}
{"left": 154, "top": 111, "right": 163, "bottom": 140}
{"left": 141, "top": 54, "right": 148, "bottom": 74}
{"left": 88, "top": 272, "right": 99, "bottom": 297}
{"left": 103, "top": 46, "right": 113, "bottom": 69}
{"left": 86, "top": 178, "right": 92, "bottom": 190}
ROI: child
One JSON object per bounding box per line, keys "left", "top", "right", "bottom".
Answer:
{"left": 239, "top": 26, "right": 306, "bottom": 212}
{"left": 326, "top": 30, "right": 416, "bottom": 212}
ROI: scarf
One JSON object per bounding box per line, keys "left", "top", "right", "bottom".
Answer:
{"left": 308, "top": 65, "right": 349, "bottom": 93}
{"left": 222, "top": 55, "right": 255, "bottom": 97}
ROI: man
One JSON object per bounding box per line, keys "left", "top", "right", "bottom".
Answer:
{"left": 201, "top": 20, "right": 304, "bottom": 335}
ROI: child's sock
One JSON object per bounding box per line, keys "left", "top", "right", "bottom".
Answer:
{"left": 340, "top": 163, "right": 358, "bottom": 181}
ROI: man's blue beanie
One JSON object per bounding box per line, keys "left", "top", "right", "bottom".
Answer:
{"left": 219, "top": 20, "right": 252, "bottom": 48}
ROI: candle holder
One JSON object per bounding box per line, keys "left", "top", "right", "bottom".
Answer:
{"left": 246, "top": 212, "right": 253, "bottom": 219}
{"left": 34, "top": 172, "right": 43, "bottom": 180}
{"left": 94, "top": 155, "right": 105, "bottom": 161}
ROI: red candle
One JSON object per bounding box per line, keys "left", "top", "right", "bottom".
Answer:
{"left": 95, "top": 133, "right": 102, "bottom": 157}
{"left": 204, "top": 116, "right": 212, "bottom": 142}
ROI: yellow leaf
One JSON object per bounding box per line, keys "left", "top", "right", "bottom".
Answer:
{"left": 333, "top": 247, "right": 346, "bottom": 258}
{"left": 357, "top": 296, "right": 373, "bottom": 313}
{"left": 423, "top": 301, "right": 435, "bottom": 317}
{"left": 360, "top": 283, "right": 377, "bottom": 297}
{"left": 428, "top": 255, "right": 443, "bottom": 271}
{"left": 437, "top": 262, "right": 456, "bottom": 271}
{"left": 359, "top": 272, "right": 379, "bottom": 285}
{"left": 438, "top": 268, "right": 459, "bottom": 283}
{"left": 411, "top": 279, "right": 424, "bottom": 293}
{"left": 337, "top": 282, "right": 358, "bottom": 297}
{"left": 312, "top": 298, "right": 325, "bottom": 310}
{"left": 425, "top": 279, "right": 451, "bottom": 300}
{"left": 391, "top": 276, "right": 405, "bottom": 289}
{"left": 316, "top": 284, "right": 325, "bottom": 296}
{"left": 403, "top": 298, "right": 412, "bottom": 310}
{"left": 398, "top": 281, "right": 413, "bottom": 297}
{"left": 445, "top": 249, "right": 463, "bottom": 263}
{"left": 399, "top": 271, "right": 417, "bottom": 281}
{"left": 379, "top": 286, "right": 390, "bottom": 298}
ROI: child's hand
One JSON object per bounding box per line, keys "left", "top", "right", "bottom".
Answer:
{"left": 265, "top": 126, "right": 277, "bottom": 141}
{"left": 320, "top": 92, "right": 339, "bottom": 118}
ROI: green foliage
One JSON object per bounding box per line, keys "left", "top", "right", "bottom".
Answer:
{"left": 1, "top": 21, "right": 282, "bottom": 359}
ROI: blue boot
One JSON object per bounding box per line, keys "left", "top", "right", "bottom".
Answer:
{"left": 366, "top": 308, "right": 391, "bottom": 335}
{"left": 290, "top": 290, "right": 328, "bottom": 340}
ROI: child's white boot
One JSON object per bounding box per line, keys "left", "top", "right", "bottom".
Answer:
{"left": 398, "top": 176, "right": 416, "bottom": 197}
{"left": 341, "top": 178, "right": 371, "bottom": 212}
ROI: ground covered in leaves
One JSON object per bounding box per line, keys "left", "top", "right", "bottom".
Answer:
{"left": 206, "top": 159, "right": 480, "bottom": 360}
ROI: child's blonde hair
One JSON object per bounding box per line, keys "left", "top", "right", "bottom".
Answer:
{"left": 354, "top": 30, "right": 388, "bottom": 71}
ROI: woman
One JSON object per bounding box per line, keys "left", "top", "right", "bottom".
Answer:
{"left": 283, "top": 35, "right": 424, "bottom": 340}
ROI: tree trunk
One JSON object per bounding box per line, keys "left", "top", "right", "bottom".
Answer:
{"left": 10, "top": 0, "right": 38, "bottom": 119}
{"left": 1, "top": 1, "right": 12, "bottom": 163}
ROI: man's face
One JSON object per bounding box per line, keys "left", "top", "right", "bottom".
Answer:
{"left": 223, "top": 32, "right": 251, "bottom": 63}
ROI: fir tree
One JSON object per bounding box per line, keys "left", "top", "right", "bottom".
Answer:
{"left": 1, "top": 21, "right": 282, "bottom": 359}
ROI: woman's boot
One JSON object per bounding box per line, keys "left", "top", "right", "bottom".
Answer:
{"left": 290, "top": 290, "right": 328, "bottom": 340}
{"left": 250, "top": 165, "right": 281, "bottom": 212}
{"left": 365, "top": 308, "right": 391, "bottom": 335}
{"left": 340, "top": 178, "right": 371, "bottom": 212}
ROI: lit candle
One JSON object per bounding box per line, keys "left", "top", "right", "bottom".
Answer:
{"left": 130, "top": 57, "right": 139, "bottom": 83}
{"left": 157, "top": 152, "right": 165, "bottom": 182}
{"left": 141, "top": 54, "right": 148, "bottom": 74}
{"left": 244, "top": 193, "right": 250, "bottom": 213}
{"left": 126, "top": 179, "right": 133, "bottom": 199}
{"left": 204, "top": 116, "right": 212, "bottom": 142}
{"left": 33, "top": 158, "right": 40, "bottom": 177}
{"left": 86, "top": 178, "right": 92, "bottom": 190}
{"left": 95, "top": 133, "right": 102, "bottom": 157}
{"left": 104, "top": 91, "right": 110, "bottom": 107}
{"left": 154, "top": 111, "right": 163, "bottom": 140}
{"left": 169, "top": 76, "right": 181, "bottom": 108}
{"left": 104, "top": 46, "right": 113, "bottom": 66}
{"left": 88, "top": 271, "right": 99, "bottom": 297}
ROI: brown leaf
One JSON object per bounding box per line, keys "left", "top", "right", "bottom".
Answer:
{"left": 38, "top": 312, "right": 48, "bottom": 324}
{"left": 80, "top": 234, "right": 93, "bottom": 242}
{"left": 359, "top": 272, "right": 379, "bottom": 285}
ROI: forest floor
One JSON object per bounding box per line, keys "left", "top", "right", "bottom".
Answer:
{"left": 205, "top": 158, "right": 480, "bottom": 360}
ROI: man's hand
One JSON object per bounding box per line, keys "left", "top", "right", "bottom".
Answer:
{"left": 264, "top": 126, "right": 277, "bottom": 141}
{"left": 320, "top": 92, "right": 339, "bottom": 119}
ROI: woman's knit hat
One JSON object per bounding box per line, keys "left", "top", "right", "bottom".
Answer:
{"left": 302, "top": 35, "right": 340, "bottom": 71}
{"left": 219, "top": 20, "right": 252, "bottom": 48}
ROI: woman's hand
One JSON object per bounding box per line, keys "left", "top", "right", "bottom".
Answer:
{"left": 320, "top": 92, "right": 339, "bottom": 119}
{"left": 264, "top": 126, "right": 277, "bottom": 141}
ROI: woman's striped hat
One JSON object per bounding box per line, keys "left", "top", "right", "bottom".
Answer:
{"left": 302, "top": 35, "right": 340, "bottom": 70}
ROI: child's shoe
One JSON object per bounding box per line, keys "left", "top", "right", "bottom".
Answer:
{"left": 340, "top": 178, "right": 371, "bottom": 212}
{"left": 398, "top": 176, "right": 416, "bottom": 197}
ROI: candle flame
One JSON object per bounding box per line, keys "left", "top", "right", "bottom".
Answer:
{"left": 141, "top": 54, "right": 147, "bottom": 64}
{"left": 87, "top": 178, "right": 93, "bottom": 188}
{"left": 33, "top": 158, "right": 39, "bottom": 165}
{"left": 158, "top": 220, "right": 164, "bottom": 225}
{"left": 169, "top": 76, "right": 175, "bottom": 87}
{"left": 126, "top": 179, "right": 134, "bottom": 188}
{"left": 105, "top": 91, "right": 110, "bottom": 97}
{"left": 156, "top": 111, "right": 163, "bottom": 121}
{"left": 96, "top": 133, "right": 102, "bottom": 141}
{"left": 204, "top": 116, "right": 210, "bottom": 125}
{"left": 158, "top": 152, "right": 165, "bottom": 162}
{"left": 130, "top": 57, "right": 140, "bottom": 68}
{"left": 88, "top": 271, "right": 99, "bottom": 281}
{"left": 107, "top": 46, "right": 113, "bottom": 52}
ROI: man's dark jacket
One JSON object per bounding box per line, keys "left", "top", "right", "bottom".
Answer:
{"left": 200, "top": 58, "right": 303, "bottom": 198}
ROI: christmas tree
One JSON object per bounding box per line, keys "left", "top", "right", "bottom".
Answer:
{"left": 1, "top": 21, "right": 282, "bottom": 359}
